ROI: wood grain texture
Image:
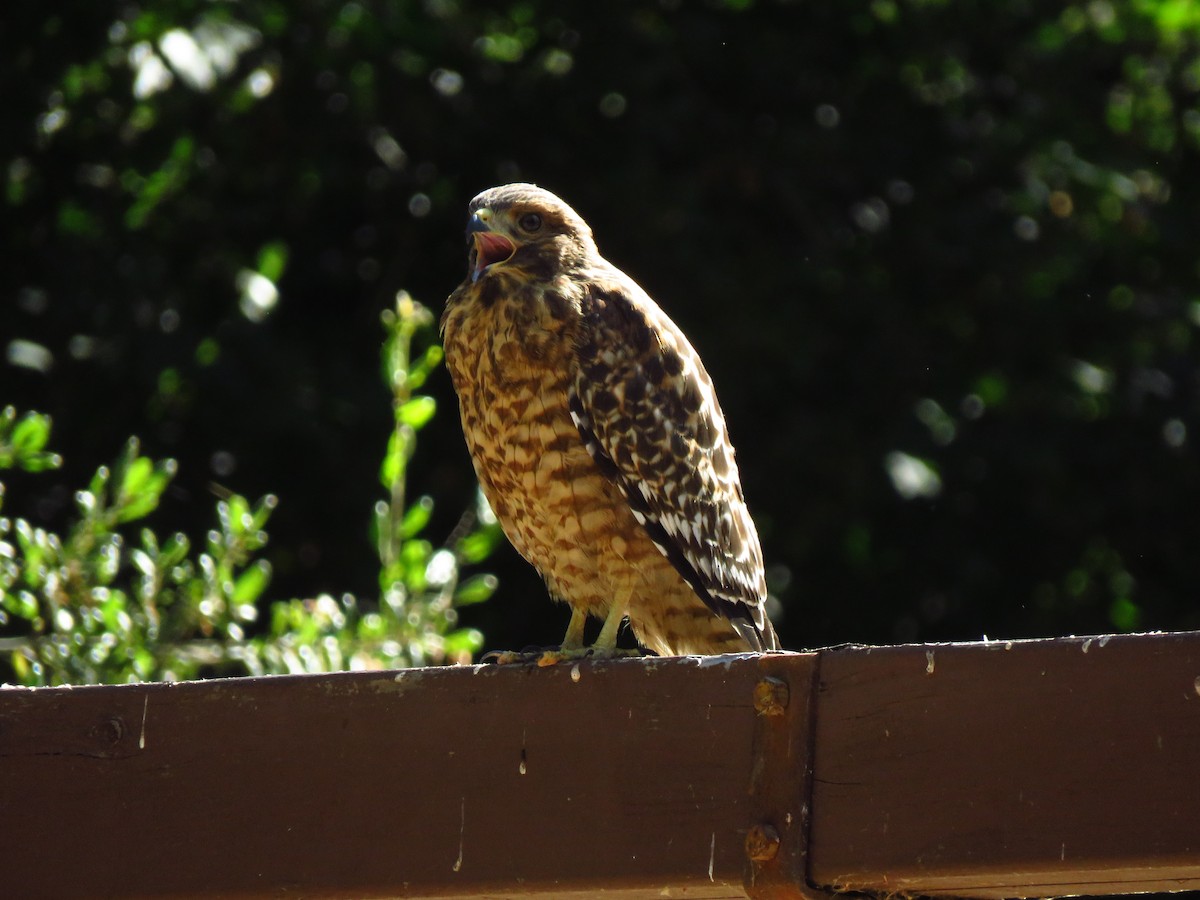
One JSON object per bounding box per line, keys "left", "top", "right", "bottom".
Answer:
{"left": 0, "top": 653, "right": 816, "bottom": 900}
{"left": 808, "top": 632, "right": 1200, "bottom": 898}
{"left": 744, "top": 654, "right": 824, "bottom": 900}
{"left": 5, "top": 633, "right": 1200, "bottom": 898}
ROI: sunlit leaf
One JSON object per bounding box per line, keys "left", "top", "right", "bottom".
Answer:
{"left": 130, "top": 548, "right": 155, "bottom": 577}
{"left": 443, "top": 628, "right": 484, "bottom": 657}
{"left": 454, "top": 574, "right": 498, "bottom": 606}
{"left": 406, "top": 345, "right": 443, "bottom": 391}
{"left": 119, "top": 457, "right": 154, "bottom": 499}
{"left": 256, "top": 241, "right": 289, "bottom": 282}
{"left": 458, "top": 526, "right": 502, "bottom": 564}
{"left": 397, "top": 395, "right": 436, "bottom": 428}
{"left": 400, "top": 496, "right": 433, "bottom": 538}
{"left": 226, "top": 494, "right": 251, "bottom": 534}
{"left": 379, "top": 428, "right": 410, "bottom": 487}
{"left": 400, "top": 539, "right": 432, "bottom": 590}
{"left": 251, "top": 494, "right": 278, "bottom": 531}
{"left": 10, "top": 412, "right": 51, "bottom": 455}
{"left": 88, "top": 465, "right": 111, "bottom": 497}
{"left": 116, "top": 461, "right": 175, "bottom": 523}
{"left": 232, "top": 560, "right": 271, "bottom": 604}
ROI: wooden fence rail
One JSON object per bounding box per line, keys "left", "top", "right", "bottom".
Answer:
{"left": 2, "top": 631, "right": 1199, "bottom": 898}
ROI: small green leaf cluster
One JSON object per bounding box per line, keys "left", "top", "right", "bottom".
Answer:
{"left": 364, "top": 291, "right": 504, "bottom": 670}
{"left": 0, "top": 292, "right": 499, "bottom": 684}
{"left": 0, "top": 423, "right": 273, "bottom": 684}
{"left": 0, "top": 408, "right": 61, "bottom": 472}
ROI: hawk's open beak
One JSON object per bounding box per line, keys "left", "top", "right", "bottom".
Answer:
{"left": 468, "top": 212, "right": 515, "bottom": 283}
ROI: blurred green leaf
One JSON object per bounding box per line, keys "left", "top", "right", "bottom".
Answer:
{"left": 251, "top": 495, "right": 278, "bottom": 531}
{"left": 257, "top": 241, "right": 289, "bottom": 282}
{"left": 406, "top": 346, "right": 444, "bottom": 391}
{"left": 130, "top": 548, "right": 155, "bottom": 577}
{"left": 1109, "top": 597, "right": 1141, "bottom": 631}
{"left": 58, "top": 201, "right": 101, "bottom": 238}
{"left": 119, "top": 456, "right": 154, "bottom": 499}
{"left": 443, "top": 628, "right": 485, "bottom": 657}
{"left": 400, "top": 496, "right": 433, "bottom": 538}
{"left": 88, "top": 466, "right": 111, "bottom": 498}
{"left": 227, "top": 494, "right": 252, "bottom": 534}
{"left": 397, "top": 396, "right": 436, "bottom": 429}
{"left": 379, "top": 428, "right": 410, "bottom": 488}
{"left": 454, "top": 574, "right": 498, "bottom": 606}
{"left": 116, "top": 464, "right": 173, "bottom": 523}
{"left": 400, "top": 539, "right": 432, "bottom": 590}
{"left": 232, "top": 560, "right": 271, "bottom": 604}
{"left": 125, "top": 136, "right": 195, "bottom": 230}
{"left": 458, "top": 526, "right": 502, "bottom": 564}
{"left": 0, "top": 410, "right": 61, "bottom": 472}
{"left": 10, "top": 413, "right": 51, "bottom": 455}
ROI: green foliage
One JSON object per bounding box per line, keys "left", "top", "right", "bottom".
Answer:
{"left": 0, "top": 408, "right": 62, "bottom": 473}
{"left": 0, "top": 429, "right": 267, "bottom": 684}
{"left": 0, "top": 295, "right": 497, "bottom": 685}
{"left": 351, "top": 289, "right": 500, "bottom": 670}
{"left": 6, "top": 1, "right": 1200, "bottom": 650}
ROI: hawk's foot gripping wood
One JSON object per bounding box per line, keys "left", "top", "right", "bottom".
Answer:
{"left": 537, "top": 645, "right": 643, "bottom": 666}
{"left": 484, "top": 596, "right": 640, "bottom": 666}
{"left": 480, "top": 646, "right": 645, "bottom": 666}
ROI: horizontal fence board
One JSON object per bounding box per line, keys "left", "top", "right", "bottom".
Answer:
{"left": 4, "top": 631, "right": 1200, "bottom": 898}
{"left": 0, "top": 654, "right": 818, "bottom": 899}
{"left": 808, "top": 631, "right": 1200, "bottom": 898}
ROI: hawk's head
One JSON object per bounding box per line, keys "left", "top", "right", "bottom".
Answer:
{"left": 464, "top": 183, "right": 598, "bottom": 284}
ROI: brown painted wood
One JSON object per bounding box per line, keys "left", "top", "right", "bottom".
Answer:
{"left": 743, "top": 654, "right": 823, "bottom": 899}
{"left": 6, "top": 632, "right": 1200, "bottom": 898}
{"left": 0, "top": 653, "right": 818, "bottom": 900}
{"left": 808, "top": 631, "right": 1200, "bottom": 898}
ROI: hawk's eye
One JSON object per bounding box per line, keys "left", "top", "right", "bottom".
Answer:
{"left": 519, "top": 213, "right": 543, "bottom": 233}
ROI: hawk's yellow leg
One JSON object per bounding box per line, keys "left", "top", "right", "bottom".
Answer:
{"left": 592, "top": 594, "right": 628, "bottom": 654}
{"left": 532, "top": 594, "right": 640, "bottom": 666}
{"left": 485, "top": 598, "right": 641, "bottom": 666}
{"left": 560, "top": 607, "right": 587, "bottom": 650}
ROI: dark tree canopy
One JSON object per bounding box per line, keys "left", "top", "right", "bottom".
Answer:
{"left": 5, "top": 0, "right": 1199, "bottom": 653}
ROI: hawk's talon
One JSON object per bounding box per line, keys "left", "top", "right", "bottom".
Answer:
{"left": 481, "top": 647, "right": 545, "bottom": 665}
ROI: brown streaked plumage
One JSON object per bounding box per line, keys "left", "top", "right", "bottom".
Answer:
{"left": 440, "top": 183, "right": 779, "bottom": 656}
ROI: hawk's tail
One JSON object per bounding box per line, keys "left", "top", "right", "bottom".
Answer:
{"left": 732, "top": 612, "right": 781, "bottom": 653}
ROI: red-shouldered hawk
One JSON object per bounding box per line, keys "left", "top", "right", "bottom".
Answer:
{"left": 440, "top": 184, "right": 779, "bottom": 657}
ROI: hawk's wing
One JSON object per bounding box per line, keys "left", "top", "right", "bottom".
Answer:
{"left": 568, "top": 272, "right": 775, "bottom": 650}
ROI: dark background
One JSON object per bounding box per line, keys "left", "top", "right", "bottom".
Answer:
{"left": 5, "top": 0, "right": 1199, "bottom": 654}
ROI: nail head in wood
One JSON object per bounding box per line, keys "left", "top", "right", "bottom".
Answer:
{"left": 753, "top": 676, "right": 789, "bottom": 716}
{"left": 745, "top": 823, "right": 781, "bottom": 862}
